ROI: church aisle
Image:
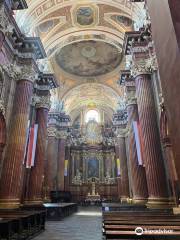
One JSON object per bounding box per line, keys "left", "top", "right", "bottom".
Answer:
{"left": 35, "top": 207, "right": 102, "bottom": 240}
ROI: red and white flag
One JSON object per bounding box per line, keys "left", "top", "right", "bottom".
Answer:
{"left": 26, "top": 124, "right": 38, "bottom": 168}
{"left": 133, "top": 121, "right": 143, "bottom": 166}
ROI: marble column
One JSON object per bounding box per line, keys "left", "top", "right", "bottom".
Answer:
{"left": 132, "top": 59, "right": 169, "bottom": 206}
{"left": 57, "top": 131, "right": 67, "bottom": 191}
{"left": 25, "top": 96, "right": 50, "bottom": 205}
{"left": 0, "top": 66, "right": 35, "bottom": 208}
{"left": 115, "top": 132, "right": 130, "bottom": 202}
{"left": 46, "top": 127, "right": 58, "bottom": 198}
{"left": 127, "top": 101, "right": 148, "bottom": 204}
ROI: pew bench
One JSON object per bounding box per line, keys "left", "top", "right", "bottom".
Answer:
{"left": 102, "top": 211, "right": 180, "bottom": 240}
{"left": 0, "top": 210, "right": 46, "bottom": 240}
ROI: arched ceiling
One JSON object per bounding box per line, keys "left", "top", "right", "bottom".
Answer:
{"left": 16, "top": 0, "right": 145, "bottom": 118}
{"left": 62, "top": 83, "right": 123, "bottom": 116}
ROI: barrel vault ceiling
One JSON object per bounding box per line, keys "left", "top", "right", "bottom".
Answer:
{"left": 16, "top": 0, "right": 145, "bottom": 118}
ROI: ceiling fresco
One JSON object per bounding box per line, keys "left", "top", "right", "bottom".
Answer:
{"left": 16, "top": 0, "right": 145, "bottom": 118}
{"left": 55, "top": 40, "right": 122, "bottom": 77}
{"left": 76, "top": 6, "right": 95, "bottom": 26}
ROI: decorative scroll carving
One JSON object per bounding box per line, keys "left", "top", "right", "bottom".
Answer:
{"left": 131, "top": 55, "right": 158, "bottom": 77}
{"left": 0, "top": 63, "right": 37, "bottom": 82}
{"left": 14, "top": 65, "right": 37, "bottom": 83}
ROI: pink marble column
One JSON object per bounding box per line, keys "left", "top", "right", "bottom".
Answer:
{"left": 127, "top": 102, "right": 148, "bottom": 204}
{"left": 25, "top": 97, "right": 50, "bottom": 205}
{"left": 57, "top": 132, "right": 67, "bottom": 191}
{"left": 115, "top": 134, "right": 130, "bottom": 202}
{"left": 0, "top": 77, "right": 33, "bottom": 209}
{"left": 46, "top": 129, "right": 58, "bottom": 200}
{"left": 135, "top": 73, "right": 169, "bottom": 206}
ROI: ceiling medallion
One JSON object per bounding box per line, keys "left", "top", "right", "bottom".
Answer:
{"left": 81, "top": 46, "right": 96, "bottom": 58}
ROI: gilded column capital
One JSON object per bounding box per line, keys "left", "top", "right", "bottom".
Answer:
{"left": 126, "top": 95, "right": 137, "bottom": 107}
{"left": 1, "top": 63, "right": 37, "bottom": 82}
{"left": 14, "top": 65, "right": 37, "bottom": 83}
{"left": 47, "top": 127, "right": 57, "bottom": 137}
{"left": 56, "top": 130, "right": 68, "bottom": 140}
{"left": 115, "top": 128, "right": 128, "bottom": 139}
{"left": 131, "top": 58, "right": 154, "bottom": 77}
{"left": 33, "top": 95, "right": 51, "bottom": 110}
{"left": 131, "top": 43, "right": 158, "bottom": 78}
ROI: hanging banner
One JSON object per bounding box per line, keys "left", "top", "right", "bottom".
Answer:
{"left": 116, "top": 158, "right": 121, "bottom": 176}
{"left": 64, "top": 160, "right": 68, "bottom": 176}
{"left": 23, "top": 120, "right": 30, "bottom": 164}
{"left": 26, "top": 124, "right": 38, "bottom": 168}
{"left": 133, "top": 121, "right": 143, "bottom": 165}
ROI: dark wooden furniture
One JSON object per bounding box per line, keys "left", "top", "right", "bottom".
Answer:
{"left": 102, "top": 210, "right": 180, "bottom": 240}
{"left": 0, "top": 210, "right": 46, "bottom": 240}
{"left": 43, "top": 203, "right": 78, "bottom": 221}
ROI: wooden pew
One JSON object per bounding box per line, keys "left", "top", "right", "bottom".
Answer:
{"left": 102, "top": 211, "right": 180, "bottom": 240}
{"left": 0, "top": 210, "right": 46, "bottom": 240}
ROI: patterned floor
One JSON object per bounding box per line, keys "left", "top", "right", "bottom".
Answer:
{"left": 34, "top": 206, "right": 103, "bottom": 240}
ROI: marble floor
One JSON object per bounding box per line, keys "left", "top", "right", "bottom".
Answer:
{"left": 34, "top": 206, "right": 103, "bottom": 240}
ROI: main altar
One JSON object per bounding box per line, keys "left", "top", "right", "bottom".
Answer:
{"left": 67, "top": 120, "right": 118, "bottom": 202}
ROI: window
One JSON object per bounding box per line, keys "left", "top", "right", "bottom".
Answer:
{"left": 85, "top": 110, "right": 99, "bottom": 123}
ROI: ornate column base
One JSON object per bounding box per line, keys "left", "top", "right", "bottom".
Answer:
{"left": 173, "top": 205, "right": 180, "bottom": 214}
{"left": 23, "top": 199, "right": 43, "bottom": 206}
{"left": 146, "top": 197, "right": 174, "bottom": 209}
{"left": 120, "top": 197, "right": 130, "bottom": 204}
{"left": 43, "top": 197, "right": 51, "bottom": 203}
{"left": 0, "top": 199, "right": 20, "bottom": 209}
{"left": 132, "top": 198, "right": 147, "bottom": 205}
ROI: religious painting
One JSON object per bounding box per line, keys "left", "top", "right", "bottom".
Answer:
{"left": 55, "top": 40, "right": 122, "bottom": 77}
{"left": 76, "top": 7, "right": 94, "bottom": 26}
{"left": 85, "top": 120, "right": 102, "bottom": 144}
{"left": 87, "top": 158, "right": 99, "bottom": 179}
